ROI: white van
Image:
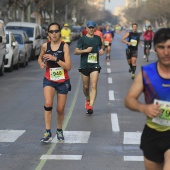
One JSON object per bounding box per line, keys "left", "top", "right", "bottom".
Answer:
{"left": 6, "top": 22, "right": 43, "bottom": 60}
{"left": 0, "top": 20, "right": 6, "bottom": 76}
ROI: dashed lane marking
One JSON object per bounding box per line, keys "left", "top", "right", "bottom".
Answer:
{"left": 107, "top": 62, "right": 110, "bottom": 66}
{"left": 107, "top": 68, "right": 111, "bottom": 73}
{"left": 111, "top": 113, "right": 120, "bottom": 132}
{"left": 109, "top": 90, "right": 115, "bottom": 100}
{"left": 40, "top": 155, "right": 82, "bottom": 160}
{"left": 52, "top": 131, "right": 91, "bottom": 143}
{"left": 123, "top": 132, "right": 141, "bottom": 144}
{"left": 0, "top": 130, "right": 26, "bottom": 142}
{"left": 124, "top": 156, "right": 144, "bottom": 161}
{"left": 108, "top": 77, "right": 112, "bottom": 84}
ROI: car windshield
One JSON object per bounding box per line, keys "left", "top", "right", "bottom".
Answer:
{"left": 6, "top": 34, "right": 9, "bottom": 44}
{"left": 13, "top": 34, "right": 23, "bottom": 44}
{"left": 6, "top": 26, "right": 34, "bottom": 37}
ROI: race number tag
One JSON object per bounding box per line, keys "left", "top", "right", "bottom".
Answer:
{"left": 50, "top": 67, "right": 65, "bottom": 81}
{"left": 152, "top": 99, "right": 170, "bottom": 126}
{"left": 130, "top": 39, "right": 137, "bottom": 46}
{"left": 104, "top": 41, "right": 109, "bottom": 46}
{"left": 87, "top": 53, "right": 97, "bottom": 63}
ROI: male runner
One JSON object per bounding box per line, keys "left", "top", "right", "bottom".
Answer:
{"left": 74, "top": 20, "right": 104, "bottom": 115}
{"left": 125, "top": 28, "right": 170, "bottom": 170}
{"left": 121, "top": 23, "right": 140, "bottom": 79}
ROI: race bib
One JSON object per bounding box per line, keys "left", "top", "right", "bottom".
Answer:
{"left": 130, "top": 39, "right": 137, "bottom": 46}
{"left": 104, "top": 41, "right": 109, "bottom": 46}
{"left": 87, "top": 53, "right": 97, "bottom": 63}
{"left": 50, "top": 67, "right": 65, "bottom": 81}
{"left": 152, "top": 99, "right": 170, "bottom": 126}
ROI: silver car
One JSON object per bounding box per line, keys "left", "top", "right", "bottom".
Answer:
{"left": 5, "top": 30, "right": 20, "bottom": 71}
{"left": 6, "top": 30, "right": 32, "bottom": 67}
{"left": 0, "top": 20, "right": 6, "bottom": 76}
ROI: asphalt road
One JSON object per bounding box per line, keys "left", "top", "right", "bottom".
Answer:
{"left": 0, "top": 32, "right": 157, "bottom": 170}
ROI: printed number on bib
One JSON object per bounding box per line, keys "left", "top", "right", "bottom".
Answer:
{"left": 104, "top": 41, "right": 109, "bottom": 46}
{"left": 87, "top": 53, "right": 97, "bottom": 63}
{"left": 50, "top": 67, "right": 65, "bottom": 81}
{"left": 130, "top": 39, "right": 137, "bottom": 46}
{"left": 152, "top": 99, "right": 170, "bottom": 126}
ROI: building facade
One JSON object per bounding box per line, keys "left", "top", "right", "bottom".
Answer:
{"left": 87, "top": 0, "right": 105, "bottom": 11}
{"left": 126, "top": 0, "right": 148, "bottom": 8}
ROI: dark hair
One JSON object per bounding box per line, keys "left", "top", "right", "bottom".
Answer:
{"left": 48, "top": 23, "right": 61, "bottom": 32}
{"left": 132, "top": 23, "right": 138, "bottom": 27}
{"left": 154, "top": 28, "right": 170, "bottom": 45}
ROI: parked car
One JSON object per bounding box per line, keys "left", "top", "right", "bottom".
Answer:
{"left": 6, "top": 30, "right": 30, "bottom": 67}
{"left": 16, "top": 30, "right": 33, "bottom": 61}
{"left": 71, "top": 26, "right": 82, "bottom": 41}
{"left": 6, "top": 22, "right": 43, "bottom": 60}
{"left": 5, "top": 30, "right": 20, "bottom": 71}
{"left": 0, "top": 20, "right": 6, "bottom": 76}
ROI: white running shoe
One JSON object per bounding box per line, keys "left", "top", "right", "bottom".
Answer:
{"left": 143, "top": 55, "right": 146, "bottom": 59}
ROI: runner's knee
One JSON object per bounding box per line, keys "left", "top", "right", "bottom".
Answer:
{"left": 44, "top": 106, "right": 53, "bottom": 111}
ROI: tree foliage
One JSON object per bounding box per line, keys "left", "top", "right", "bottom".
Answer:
{"left": 1, "top": 0, "right": 116, "bottom": 26}
{"left": 123, "top": 0, "right": 170, "bottom": 27}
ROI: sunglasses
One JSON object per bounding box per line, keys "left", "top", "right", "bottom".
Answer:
{"left": 49, "top": 30, "right": 60, "bottom": 34}
{"left": 88, "top": 27, "right": 94, "bottom": 29}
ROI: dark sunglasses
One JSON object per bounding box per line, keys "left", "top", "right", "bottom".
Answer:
{"left": 49, "top": 30, "right": 60, "bottom": 34}
{"left": 88, "top": 27, "right": 94, "bottom": 29}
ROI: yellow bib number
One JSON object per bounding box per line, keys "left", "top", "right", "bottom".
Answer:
{"left": 130, "top": 39, "right": 137, "bottom": 46}
{"left": 152, "top": 99, "right": 170, "bottom": 126}
{"left": 87, "top": 53, "right": 97, "bottom": 63}
{"left": 50, "top": 67, "right": 65, "bottom": 81}
{"left": 104, "top": 41, "right": 109, "bottom": 46}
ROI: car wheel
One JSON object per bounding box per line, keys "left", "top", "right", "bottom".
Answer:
{"left": 14, "top": 58, "right": 19, "bottom": 70}
{"left": 20, "top": 56, "right": 26, "bottom": 68}
{"left": 0, "top": 61, "right": 4, "bottom": 76}
{"left": 8, "top": 57, "right": 14, "bottom": 72}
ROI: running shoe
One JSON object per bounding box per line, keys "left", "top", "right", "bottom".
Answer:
{"left": 129, "top": 68, "right": 132, "bottom": 73}
{"left": 56, "top": 130, "right": 64, "bottom": 141}
{"left": 131, "top": 74, "right": 135, "bottom": 79}
{"left": 86, "top": 105, "right": 93, "bottom": 115}
{"left": 143, "top": 55, "right": 146, "bottom": 59}
{"left": 40, "top": 132, "right": 52, "bottom": 143}
{"left": 85, "top": 99, "right": 90, "bottom": 109}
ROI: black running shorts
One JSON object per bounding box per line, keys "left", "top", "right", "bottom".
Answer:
{"left": 140, "top": 124, "right": 170, "bottom": 163}
{"left": 79, "top": 68, "right": 101, "bottom": 76}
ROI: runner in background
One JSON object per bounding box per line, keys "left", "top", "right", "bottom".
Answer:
{"left": 61, "top": 23, "right": 72, "bottom": 46}
{"left": 102, "top": 25, "right": 114, "bottom": 60}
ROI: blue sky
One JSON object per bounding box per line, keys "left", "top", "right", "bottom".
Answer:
{"left": 105, "top": 0, "right": 125, "bottom": 12}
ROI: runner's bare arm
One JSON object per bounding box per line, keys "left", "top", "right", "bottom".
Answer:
{"left": 121, "top": 32, "right": 130, "bottom": 45}
{"left": 57, "top": 43, "right": 71, "bottom": 71}
{"left": 124, "top": 71, "right": 162, "bottom": 118}
{"left": 124, "top": 71, "right": 144, "bottom": 112}
{"left": 38, "top": 43, "right": 47, "bottom": 69}
{"left": 74, "top": 47, "right": 92, "bottom": 55}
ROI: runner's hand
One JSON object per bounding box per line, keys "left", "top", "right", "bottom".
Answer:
{"left": 143, "top": 103, "right": 162, "bottom": 118}
{"left": 86, "top": 47, "right": 92, "bottom": 53}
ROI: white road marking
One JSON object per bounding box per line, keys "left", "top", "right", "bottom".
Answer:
{"left": 111, "top": 113, "right": 120, "bottom": 132}
{"left": 52, "top": 131, "right": 91, "bottom": 143}
{"left": 123, "top": 132, "right": 142, "bottom": 144}
{"left": 0, "top": 130, "right": 26, "bottom": 142}
{"left": 40, "top": 155, "right": 82, "bottom": 160}
{"left": 108, "top": 77, "right": 112, "bottom": 84}
{"left": 124, "top": 156, "right": 144, "bottom": 161}
{"left": 107, "top": 62, "right": 110, "bottom": 66}
{"left": 109, "top": 90, "right": 115, "bottom": 100}
{"left": 107, "top": 68, "right": 111, "bottom": 73}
